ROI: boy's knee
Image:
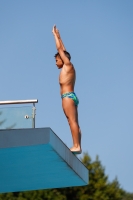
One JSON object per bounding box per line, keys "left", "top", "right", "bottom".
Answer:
{"left": 68, "top": 118, "right": 78, "bottom": 125}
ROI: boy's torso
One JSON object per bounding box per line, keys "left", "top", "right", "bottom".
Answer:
{"left": 59, "top": 64, "right": 76, "bottom": 95}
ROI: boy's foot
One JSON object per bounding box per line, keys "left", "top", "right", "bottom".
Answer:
{"left": 72, "top": 150, "right": 82, "bottom": 154}
{"left": 70, "top": 147, "right": 82, "bottom": 154}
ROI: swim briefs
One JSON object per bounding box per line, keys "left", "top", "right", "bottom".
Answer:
{"left": 61, "top": 92, "right": 79, "bottom": 106}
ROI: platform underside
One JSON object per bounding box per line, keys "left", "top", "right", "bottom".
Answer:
{"left": 0, "top": 128, "right": 88, "bottom": 193}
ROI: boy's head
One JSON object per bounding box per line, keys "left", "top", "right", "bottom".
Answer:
{"left": 54, "top": 51, "right": 71, "bottom": 69}
{"left": 54, "top": 51, "right": 71, "bottom": 61}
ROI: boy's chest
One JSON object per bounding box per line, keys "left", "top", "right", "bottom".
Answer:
{"left": 59, "top": 69, "right": 75, "bottom": 85}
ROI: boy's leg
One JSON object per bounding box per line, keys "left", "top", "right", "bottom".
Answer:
{"left": 62, "top": 97, "right": 81, "bottom": 152}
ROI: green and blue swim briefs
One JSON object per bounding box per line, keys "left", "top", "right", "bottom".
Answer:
{"left": 61, "top": 92, "right": 79, "bottom": 106}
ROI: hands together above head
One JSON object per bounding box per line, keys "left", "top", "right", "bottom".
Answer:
{"left": 52, "top": 25, "right": 56, "bottom": 35}
{"left": 52, "top": 25, "right": 61, "bottom": 38}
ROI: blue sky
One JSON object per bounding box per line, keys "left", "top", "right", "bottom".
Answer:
{"left": 0, "top": 0, "right": 133, "bottom": 192}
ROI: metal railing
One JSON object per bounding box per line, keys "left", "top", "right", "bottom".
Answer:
{"left": 0, "top": 99, "right": 38, "bottom": 105}
{"left": 0, "top": 99, "right": 38, "bottom": 129}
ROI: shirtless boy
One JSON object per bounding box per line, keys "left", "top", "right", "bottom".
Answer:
{"left": 52, "top": 25, "right": 82, "bottom": 154}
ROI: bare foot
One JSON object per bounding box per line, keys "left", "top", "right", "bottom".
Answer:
{"left": 70, "top": 146, "right": 82, "bottom": 154}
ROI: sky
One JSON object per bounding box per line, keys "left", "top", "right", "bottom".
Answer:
{"left": 0, "top": 0, "right": 133, "bottom": 193}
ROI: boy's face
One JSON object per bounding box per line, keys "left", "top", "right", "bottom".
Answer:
{"left": 55, "top": 56, "right": 63, "bottom": 69}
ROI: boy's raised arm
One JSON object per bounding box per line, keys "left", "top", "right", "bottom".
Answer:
{"left": 56, "top": 29, "right": 66, "bottom": 51}
{"left": 52, "top": 25, "right": 71, "bottom": 66}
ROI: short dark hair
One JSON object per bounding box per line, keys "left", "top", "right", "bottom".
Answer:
{"left": 54, "top": 51, "right": 71, "bottom": 60}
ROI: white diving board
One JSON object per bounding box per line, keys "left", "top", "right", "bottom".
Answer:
{"left": 0, "top": 128, "right": 88, "bottom": 193}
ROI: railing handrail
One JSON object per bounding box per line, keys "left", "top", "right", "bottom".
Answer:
{"left": 0, "top": 99, "right": 38, "bottom": 105}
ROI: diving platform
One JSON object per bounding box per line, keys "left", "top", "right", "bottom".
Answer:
{"left": 0, "top": 128, "right": 88, "bottom": 193}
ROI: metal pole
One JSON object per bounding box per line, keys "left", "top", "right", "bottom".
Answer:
{"left": 0, "top": 99, "right": 38, "bottom": 105}
{"left": 32, "top": 103, "right": 36, "bottom": 128}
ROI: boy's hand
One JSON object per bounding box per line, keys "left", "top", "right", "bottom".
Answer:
{"left": 56, "top": 29, "right": 61, "bottom": 39}
{"left": 52, "top": 25, "right": 57, "bottom": 36}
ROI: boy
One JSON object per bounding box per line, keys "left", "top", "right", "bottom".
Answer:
{"left": 52, "top": 25, "right": 82, "bottom": 154}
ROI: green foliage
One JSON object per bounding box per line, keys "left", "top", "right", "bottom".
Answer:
{"left": 121, "top": 192, "right": 133, "bottom": 200}
{"left": 0, "top": 190, "right": 66, "bottom": 200}
{"left": 0, "top": 153, "right": 132, "bottom": 200}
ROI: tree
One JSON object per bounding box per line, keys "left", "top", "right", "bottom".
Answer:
{"left": 0, "top": 190, "right": 66, "bottom": 200}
